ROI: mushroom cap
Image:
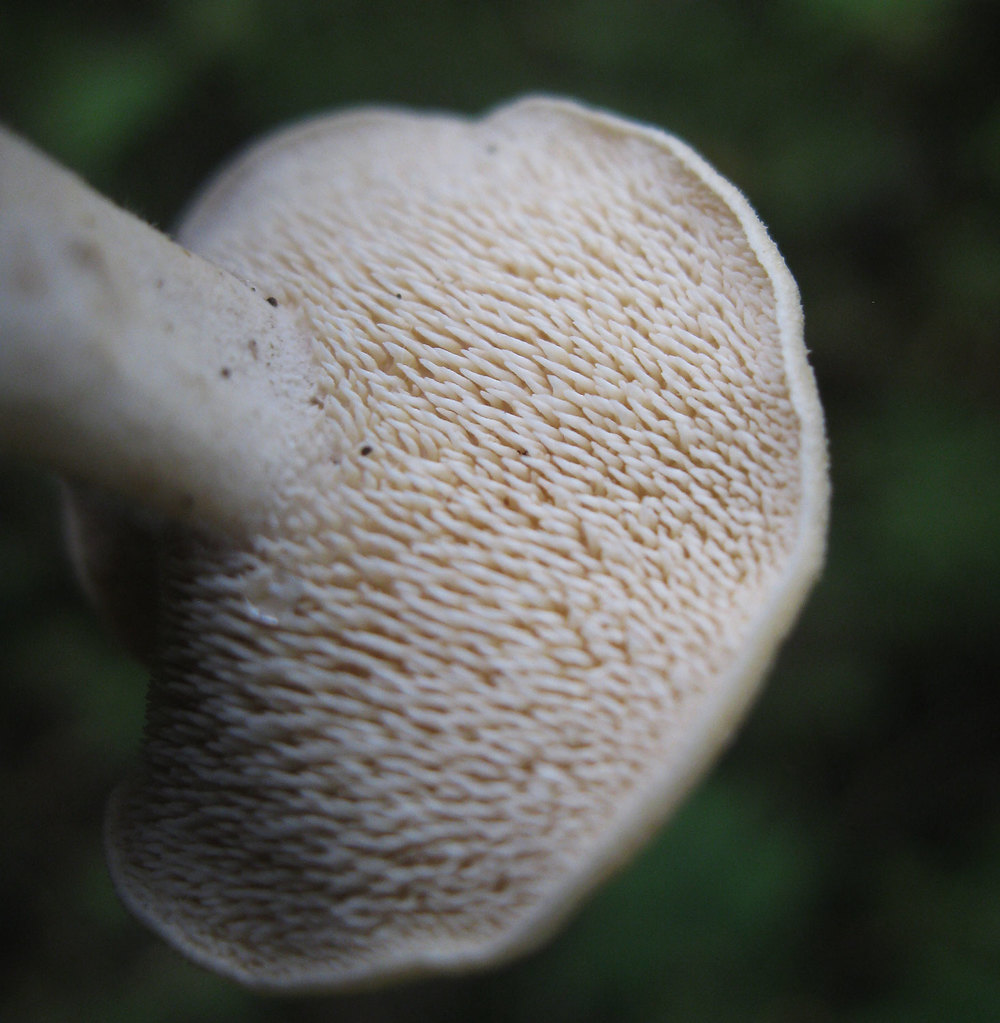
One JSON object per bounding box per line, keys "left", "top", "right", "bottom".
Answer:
{"left": 104, "top": 96, "right": 827, "bottom": 991}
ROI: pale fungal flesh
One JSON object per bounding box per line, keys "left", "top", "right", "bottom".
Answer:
{"left": 2, "top": 97, "right": 827, "bottom": 991}
{"left": 0, "top": 129, "right": 317, "bottom": 531}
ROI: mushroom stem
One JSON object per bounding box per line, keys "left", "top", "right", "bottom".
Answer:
{"left": 0, "top": 127, "right": 317, "bottom": 533}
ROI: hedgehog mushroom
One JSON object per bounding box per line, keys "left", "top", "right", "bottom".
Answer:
{"left": 0, "top": 98, "right": 828, "bottom": 992}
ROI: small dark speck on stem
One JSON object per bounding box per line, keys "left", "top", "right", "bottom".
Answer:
{"left": 360, "top": 445, "right": 373, "bottom": 456}
{"left": 67, "top": 238, "right": 105, "bottom": 272}
{"left": 220, "top": 366, "right": 231, "bottom": 379}
{"left": 266, "top": 296, "right": 278, "bottom": 307}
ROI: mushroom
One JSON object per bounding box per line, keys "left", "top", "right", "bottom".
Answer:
{"left": 0, "top": 97, "right": 828, "bottom": 991}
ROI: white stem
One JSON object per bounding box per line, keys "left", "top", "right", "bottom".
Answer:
{"left": 0, "top": 127, "right": 317, "bottom": 533}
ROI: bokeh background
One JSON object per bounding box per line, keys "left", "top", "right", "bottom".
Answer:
{"left": 2, "top": 1, "right": 998, "bottom": 1020}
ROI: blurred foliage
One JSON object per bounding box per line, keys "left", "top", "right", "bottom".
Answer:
{"left": 2, "top": 1, "right": 999, "bottom": 1020}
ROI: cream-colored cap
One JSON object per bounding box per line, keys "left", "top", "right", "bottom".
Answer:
{"left": 95, "top": 97, "right": 828, "bottom": 991}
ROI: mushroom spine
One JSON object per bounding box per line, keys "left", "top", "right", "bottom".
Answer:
{"left": 0, "top": 97, "right": 828, "bottom": 992}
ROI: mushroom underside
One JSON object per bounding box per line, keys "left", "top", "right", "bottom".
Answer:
{"left": 97, "top": 98, "right": 827, "bottom": 991}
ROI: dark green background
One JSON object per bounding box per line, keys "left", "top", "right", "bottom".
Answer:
{"left": 2, "top": 1, "right": 999, "bottom": 1020}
